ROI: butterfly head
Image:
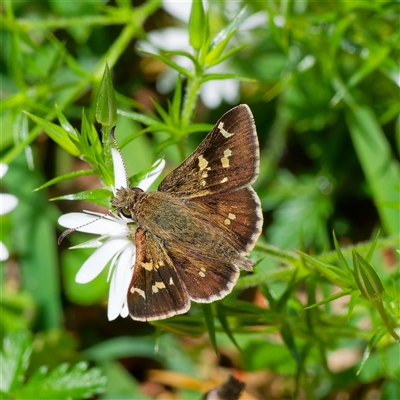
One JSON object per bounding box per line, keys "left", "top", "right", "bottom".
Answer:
{"left": 111, "top": 187, "right": 144, "bottom": 220}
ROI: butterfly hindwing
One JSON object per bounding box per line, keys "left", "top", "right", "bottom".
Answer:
{"left": 165, "top": 244, "right": 241, "bottom": 303}
{"left": 127, "top": 228, "right": 190, "bottom": 321}
{"left": 158, "top": 105, "right": 259, "bottom": 198}
{"left": 184, "top": 187, "right": 263, "bottom": 256}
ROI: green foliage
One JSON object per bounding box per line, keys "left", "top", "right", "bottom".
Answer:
{"left": 1, "top": 0, "right": 399, "bottom": 399}
{"left": 0, "top": 332, "right": 106, "bottom": 399}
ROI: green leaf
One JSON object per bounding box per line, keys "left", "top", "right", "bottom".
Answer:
{"left": 50, "top": 188, "right": 112, "bottom": 208}
{"left": 96, "top": 62, "right": 117, "bottom": 128}
{"left": 0, "top": 332, "right": 32, "bottom": 393}
{"left": 353, "top": 250, "right": 385, "bottom": 302}
{"left": 332, "top": 231, "right": 355, "bottom": 279}
{"left": 299, "top": 251, "right": 352, "bottom": 288}
{"left": 81, "top": 110, "right": 103, "bottom": 160}
{"left": 206, "top": 44, "right": 247, "bottom": 68}
{"left": 118, "top": 127, "right": 153, "bottom": 150}
{"left": 208, "top": 6, "right": 247, "bottom": 52}
{"left": 202, "top": 304, "right": 218, "bottom": 355}
{"left": 357, "top": 325, "right": 387, "bottom": 375}
{"left": 117, "top": 109, "right": 161, "bottom": 126}
{"left": 366, "top": 229, "right": 380, "bottom": 263}
{"left": 15, "top": 362, "right": 106, "bottom": 400}
{"left": 55, "top": 104, "right": 78, "bottom": 139}
{"left": 137, "top": 49, "right": 192, "bottom": 77}
{"left": 24, "top": 111, "right": 80, "bottom": 156}
{"left": 346, "top": 105, "right": 400, "bottom": 235}
{"left": 151, "top": 98, "right": 172, "bottom": 126}
{"left": 152, "top": 315, "right": 206, "bottom": 337}
{"left": 34, "top": 170, "right": 96, "bottom": 191}
{"left": 304, "top": 289, "right": 353, "bottom": 309}
{"left": 188, "top": 0, "right": 205, "bottom": 51}
{"left": 280, "top": 322, "right": 301, "bottom": 365}
{"left": 183, "top": 123, "right": 214, "bottom": 135}
{"left": 216, "top": 303, "right": 240, "bottom": 350}
{"left": 202, "top": 73, "right": 255, "bottom": 82}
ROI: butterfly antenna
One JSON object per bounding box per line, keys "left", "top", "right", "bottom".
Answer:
{"left": 58, "top": 210, "right": 115, "bottom": 245}
{"left": 110, "top": 126, "right": 130, "bottom": 185}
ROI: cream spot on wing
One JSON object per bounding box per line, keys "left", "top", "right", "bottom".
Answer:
{"left": 200, "top": 180, "right": 206, "bottom": 187}
{"left": 221, "top": 149, "right": 232, "bottom": 168}
{"left": 224, "top": 218, "right": 231, "bottom": 225}
{"left": 130, "top": 287, "right": 146, "bottom": 299}
{"left": 198, "top": 155, "right": 208, "bottom": 171}
{"left": 220, "top": 177, "right": 228, "bottom": 183}
{"left": 199, "top": 271, "right": 206, "bottom": 278}
{"left": 228, "top": 213, "right": 236, "bottom": 220}
{"left": 169, "top": 277, "right": 174, "bottom": 285}
{"left": 218, "top": 122, "right": 234, "bottom": 138}
{"left": 152, "top": 281, "right": 166, "bottom": 293}
{"left": 141, "top": 262, "right": 153, "bottom": 271}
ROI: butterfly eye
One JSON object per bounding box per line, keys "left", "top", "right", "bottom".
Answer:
{"left": 121, "top": 208, "right": 131, "bottom": 217}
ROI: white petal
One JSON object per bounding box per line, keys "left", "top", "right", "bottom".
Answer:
{"left": 137, "top": 159, "right": 166, "bottom": 192}
{"left": 146, "top": 27, "right": 190, "bottom": 52}
{"left": 162, "top": 0, "right": 191, "bottom": 22}
{"left": 0, "top": 164, "right": 8, "bottom": 179}
{"left": 0, "top": 194, "right": 18, "bottom": 215}
{"left": 58, "top": 213, "right": 127, "bottom": 236}
{"left": 112, "top": 148, "right": 128, "bottom": 190}
{"left": 75, "top": 238, "right": 131, "bottom": 284}
{"left": 107, "top": 247, "right": 135, "bottom": 321}
{"left": 0, "top": 241, "right": 9, "bottom": 261}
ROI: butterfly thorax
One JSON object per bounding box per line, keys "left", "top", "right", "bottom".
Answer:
{"left": 111, "top": 187, "right": 145, "bottom": 221}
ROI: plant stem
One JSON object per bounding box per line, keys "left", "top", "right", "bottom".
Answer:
{"left": 178, "top": 75, "right": 202, "bottom": 160}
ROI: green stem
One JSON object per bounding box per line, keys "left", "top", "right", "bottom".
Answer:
{"left": 178, "top": 75, "right": 203, "bottom": 160}
{"left": 374, "top": 300, "right": 400, "bottom": 342}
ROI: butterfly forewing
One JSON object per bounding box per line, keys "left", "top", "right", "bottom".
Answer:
{"left": 158, "top": 105, "right": 259, "bottom": 198}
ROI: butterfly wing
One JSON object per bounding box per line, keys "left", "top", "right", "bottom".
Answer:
{"left": 184, "top": 186, "right": 263, "bottom": 256}
{"left": 127, "top": 228, "right": 190, "bottom": 321}
{"left": 158, "top": 104, "right": 259, "bottom": 198}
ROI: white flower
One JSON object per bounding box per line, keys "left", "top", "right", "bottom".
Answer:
{"left": 0, "top": 164, "right": 18, "bottom": 261}
{"left": 139, "top": 1, "right": 268, "bottom": 108}
{"left": 58, "top": 149, "right": 165, "bottom": 321}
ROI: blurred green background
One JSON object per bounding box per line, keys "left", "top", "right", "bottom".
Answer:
{"left": 1, "top": 1, "right": 399, "bottom": 399}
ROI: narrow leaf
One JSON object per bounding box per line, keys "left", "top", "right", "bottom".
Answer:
{"left": 202, "top": 73, "right": 255, "bottom": 82}
{"left": 332, "top": 231, "right": 354, "bottom": 278}
{"left": 50, "top": 189, "right": 112, "bottom": 208}
{"left": 202, "top": 304, "right": 218, "bottom": 356}
{"left": 24, "top": 112, "right": 80, "bottom": 156}
{"left": 304, "top": 289, "right": 353, "bottom": 309}
{"left": 366, "top": 229, "right": 380, "bottom": 263}
{"left": 216, "top": 303, "right": 241, "bottom": 351}
{"left": 299, "top": 251, "right": 352, "bottom": 288}
{"left": 356, "top": 326, "right": 387, "bottom": 375}
{"left": 34, "top": 170, "right": 96, "bottom": 191}
{"left": 137, "top": 49, "right": 192, "bottom": 77}
{"left": 55, "top": 105, "right": 78, "bottom": 139}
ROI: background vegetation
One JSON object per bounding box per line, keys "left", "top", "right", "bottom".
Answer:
{"left": 1, "top": 1, "right": 399, "bottom": 399}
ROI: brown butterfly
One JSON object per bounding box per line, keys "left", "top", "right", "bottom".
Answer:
{"left": 111, "top": 104, "right": 263, "bottom": 321}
